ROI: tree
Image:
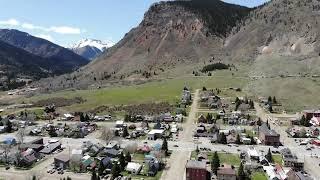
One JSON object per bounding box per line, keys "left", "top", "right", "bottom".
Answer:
{"left": 124, "top": 114, "right": 131, "bottom": 122}
{"left": 125, "top": 151, "right": 131, "bottom": 162}
{"left": 118, "top": 152, "right": 126, "bottom": 170}
{"left": 300, "top": 115, "right": 311, "bottom": 127}
{"left": 6, "top": 120, "right": 12, "bottom": 133}
{"left": 206, "top": 113, "right": 212, "bottom": 123}
{"left": 48, "top": 125, "right": 57, "bottom": 137}
{"left": 273, "top": 96, "right": 277, "bottom": 104}
{"left": 100, "top": 126, "right": 114, "bottom": 144}
{"left": 98, "top": 162, "right": 105, "bottom": 176}
{"left": 161, "top": 137, "right": 168, "bottom": 155}
{"left": 122, "top": 127, "right": 129, "bottom": 138}
{"left": 85, "top": 114, "right": 90, "bottom": 122}
{"left": 111, "top": 162, "right": 121, "bottom": 179}
{"left": 218, "top": 133, "right": 227, "bottom": 144}
{"left": 265, "top": 148, "right": 273, "bottom": 163}
{"left": 196, "top": 145, "right": 200, "bottom": 154}
{"left": 32, "top": 175, "right": 37, "bottom": 180}
{"left": 16, "top": 128, "right": 25, "bottom": 145}
{"left": 268, "top": 103, "right": 273, "bottom": 113}
{"left": 67, "top": 177, "right": 72, "bottom": 180}
{"left": 80, "top": 113, "right": 85, "bottom": 122}
{"left": 257, "top": 118, "right": 262, "bottom": 126}
{"left": 91, "top": 169, "right": 98, "bottom": 180}
{"left": 202, "top": 87, "right": 207, "bottom": 91}
{"left": 268, "top": 96, "right": 272, "bottom": 103}
{"left": 211, "top": 151, "right": 220, "bottom": 175}
{"left": 235, "top": 134, "right": 241, "bottom": 144}
{"left": 238, "top": 162, "right": 246, "bottom": 180}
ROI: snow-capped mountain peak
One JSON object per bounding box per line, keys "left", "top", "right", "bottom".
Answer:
{"left": 71, "top": 38, "right": 114, "bottom": 52}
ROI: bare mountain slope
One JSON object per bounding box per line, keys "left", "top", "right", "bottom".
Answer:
{"left": 84, "top": 0, "right": 250, "bottom": 76}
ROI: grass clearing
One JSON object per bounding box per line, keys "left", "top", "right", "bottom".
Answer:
{"left": 191, "top": 151, "right": 241, "bottom": 166}
{"left": 272, "top": 154, "right": 283, "bottom": 165}
{"left": 23, "top": 75, "right": 248, "bottom": 112}
{"left": 251, "top": 172, "right": 268, "bottom": 180}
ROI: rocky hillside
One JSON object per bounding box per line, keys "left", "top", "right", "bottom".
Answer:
{"left": 0, "top": 29, "right": 89, "bottom": 74}
{"left": 226, "top": 0, "right": 320, "bottom": 60}
{"left": 84, "top": 0, "right": 250, "bottom": 76}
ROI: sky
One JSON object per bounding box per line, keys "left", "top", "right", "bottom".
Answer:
{"left": 0, "top": 0, "right": 268, "bottom": 47}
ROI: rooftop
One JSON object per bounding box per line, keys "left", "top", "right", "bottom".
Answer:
{"left": 259, "top": 123, "right": 279, "bottom": 137}
{"left": 186, "top": 160, "right": 206, "bottom": 170}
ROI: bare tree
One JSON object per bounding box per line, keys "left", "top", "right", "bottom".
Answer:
{"left": 0, "top": 144, "right": 11, "bottom": 165}
{"left": 124, "top": 142, "right": 138, "bottom": 154}
{"left": 100, "top": 126, "right": 114, "bottom": 144}
{"left": 16, "top": 128, "right": 26, "bottom": 145}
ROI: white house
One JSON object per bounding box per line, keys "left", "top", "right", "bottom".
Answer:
{"left": 126, "top": 162, "right": 142, "bottom": 174}
{"left": 147, "top": 129, "right": 165, "bottom": 140}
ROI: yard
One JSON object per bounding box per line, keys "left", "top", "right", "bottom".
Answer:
{"left": 272, "top": 154, "right": 283, "bottom": 165}
{"left": 251, "top": 172, "right": 268, "bottom": 180}
{"left": 191, "top": 151, "right": 241, "bottom": 166}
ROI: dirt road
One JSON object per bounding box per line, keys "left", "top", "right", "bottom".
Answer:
{"left": 160, "top": 89, "right": 199, "bottom": 180}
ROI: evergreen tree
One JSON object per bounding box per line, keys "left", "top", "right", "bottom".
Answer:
{"left": 125, "top": 151, "right": 131, "bottom": 162}
{"left": 48, "top": 125, "right": 57, "bottom": 137}
{"left": 111, "top": 163, "right": 121, "bottom": 179}
{"left": 273, "top": 96, "right": 277, "bottom": 104}
{"left": 118, "top": 152, "right": 126, "bottom": 170}
{"left": 124, "top": 114, "right": 131, "bottom": 122}
{"left": 218, "top": 133, "right": 227, "bottom": 144}
{"left": 265, "top": 148, "right": 273, "bottom": 163}
{"left": 91, "top": 169, "right": 98, "bottom": 180}
{"left": 122, "top": 127, "right": 129, "bottom": 138}
{"left": 85, "top": 114, "right": 90, "bottom": 122}
{"left": 66, "top": 177, "right": 72, "bottom": 180}
{"left": 238, "top": 162, "right": 246, "bottom": 180}
{"left": 206, "top": 113, "right": 212, "bottom": 123}
{"left": 6, "top": 120, "right": 12, "bottom": 133}
{"left": 235, "top": 134, "right": 241, "bottom": 144}
{"left": 162, "top": 137, "right": 168, "bottom": 155}
{"left": 202, "top": 87, "right": 207, "bottom": 91}
{"left": 257, "top": 118, "right": 262, "bottom": 126}
{"left": 268, "top": 96, "right": 272, "bottom": 103}
{"left": 32, "top": 175, "right": 37, "bottom": 180}
{"left": 268, "top": 103, "right": 273, "bottom": 113}
{"left": 80, "top": 113, "right": 85, "bottom": 122}
{"left": 196, "top": 145, "right": 200, "bottom": 154}
{"left": 211, "top": 151, "right": 220, "bottom": 175}
{"left": 98, "top": 162, "right": 105, "bottom": 176}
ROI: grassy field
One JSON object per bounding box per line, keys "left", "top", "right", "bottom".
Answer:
{"left": 251, "top": 172, "right": 268, "bottom": 180}
{"left": 272, "top": 154, "right": 283, "bottom": 165}
{"left": 22, "top": 74, "right": 248, "bottom": 112}
{"left": 191, "top": 151, "right": 241, "bottom": 166}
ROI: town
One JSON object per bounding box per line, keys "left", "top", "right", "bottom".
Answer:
{"left": 0, "top": 87, "right": 319, "bottom": 180}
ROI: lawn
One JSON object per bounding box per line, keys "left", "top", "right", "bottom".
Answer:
{"left": 191, "top": 151, "right": 241, "bottom": 166}
{"left": 272, "top": 154, "right": 283, "bottom": 165}
{"left": 251, "top": 172, "right": 268, "bottom": 180}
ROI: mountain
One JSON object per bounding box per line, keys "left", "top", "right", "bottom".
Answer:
{"left": 0, "top": 29, "right": 89, "bottom": 74}
{"left": 0, "top": 40, "right": 51, "bottom": 80}
{"left": 71, "top": 39, "right": 114, "bottom": 60}
{"left": 84, "top": 0, "right": 251, "bottom": 75}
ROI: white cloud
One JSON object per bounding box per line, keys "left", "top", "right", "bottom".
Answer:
{"left": 21, "top": 22, "right": 82, "bottom": 34}
{"left": 48, "top": 26, "right": 81, "bottom": 34}
{"left": 0, "top": 18, "right": 20, "bottom": 26}
{"left": 35, "top": 34, "right": 55, "bottom": 42}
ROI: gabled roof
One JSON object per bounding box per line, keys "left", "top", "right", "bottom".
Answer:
{"left": 186, "top": 160, "right": 206, "bottom": 170}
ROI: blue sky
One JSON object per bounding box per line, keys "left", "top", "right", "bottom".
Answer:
{"left": 0, "top": 0, "right": 268, "bottom": 47}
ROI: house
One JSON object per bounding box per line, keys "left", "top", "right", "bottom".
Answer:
{"left": 101, "top": 157, "right": 113, "bottom": 170}
{"left": 263, "top": 164, "right": 293, "bottom": 180}
{"left": 247, "top": 148, "right": 260, "bottom": 161}
{"left": 147, "top": 129, "right": 164, "bottom": 140}
{"left": 106, "top": 141, "right": 119, "bottom": 150}
{"left": 310, "top": 116, "right": 320, "bottom": 126}
{"left": 40, "top": 141, "right": 61, "bottom": 154}
{"left": 147, "top": 159, "right": 160, "bottom": 176}
{"left": 217, "top": 165, "right": 236, "bottom": 180}
{"left": 258, "top": 123, "right": 280, "bottom": 146}
{"left": 20, "top": 148, "right": 38, "bottom": 166}
{"left": 71, "top": 149, "right": 83, "bottom": 162}
{"left": 115, "top": 121, "right": 124, "bottom": 128}
{"left": 81, "top": 155, "right": 96, "bottom": 170}
{"left": 186, "top": 160, "right": 209, "bottom": 180}
{"left": 303, "top": 110, "right": 320, "bottom": 120}
{"left": 101, "top": 148, "right": 119, "bottom": 158}
{"left": 280, "top": 148, "right": 304, "bottom": 171}
{"left": 226, "top": 135, "right": 237, "bottom": 144}
{"left": 54, "top": 154, "right": 70, "bottom": 169}
{"left": 126, "top": 162, "right": 142, "bottom": 174}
